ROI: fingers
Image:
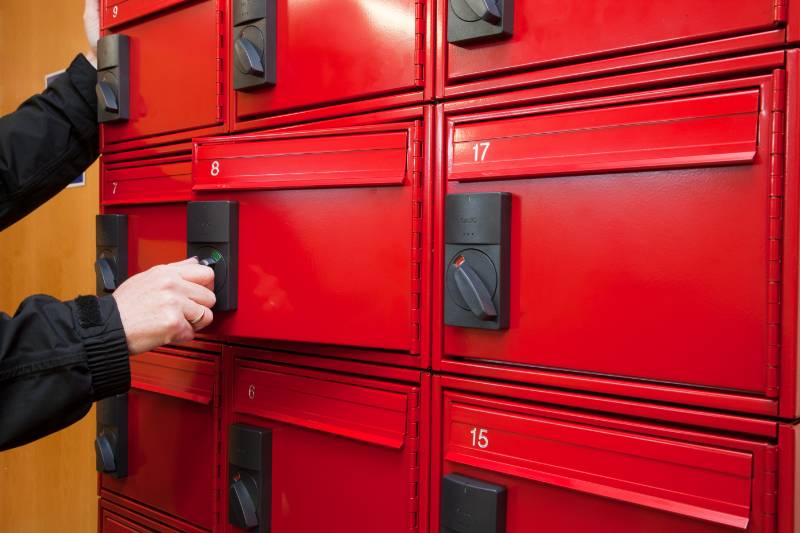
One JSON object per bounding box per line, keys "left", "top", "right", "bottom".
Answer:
{"left": 182, "top": 299, "right": 214, "bottom": 331}
{"left": 172, "top": 263, "right": 215, "bottom": 288}
{"left": 175, "top": 278, "right": 217, "bottom": 309}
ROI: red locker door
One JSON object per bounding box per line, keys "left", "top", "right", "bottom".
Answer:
{"left": 440, "top": 69, "right": 786, "bottom": 404}
{"left": 99, "top": 349, "right": 220, "bottom": 530}
{"left": 440, "top": 0, "right": 785, "bottom": 93}
{"left": 193, "top": 121, "right": 426, "bottom": 356}
{"left": 227, "top": 357, "right": 427, "bottom": 533}
{"left": 232, "top": 0, "right": 426, "bottom": 128}
{"left": 433, "top": 379, "right": 782, "bottom": 533}
{"left": 100, "top": 0, "right": 224, "bottom": 152}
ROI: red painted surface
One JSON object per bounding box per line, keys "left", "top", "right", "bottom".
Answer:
{"left": 194, "top": 119, "right": 428, "bottom": 357}
{"left": 100, "top": 0, "right": 224, "bottom": 152}
{"left": 99, "top": 350, "right": 220, "bottom": 530}
{"left": 231, "top": 0, "right": 432, "bottom": 130}
{"left": 437, "top": 0, "right": 786, "bottom": 98}
{"left": 102, "top": 155, "right": 193, "bottom": 206}
{"left": 435, "top": 57, "right": 794, "bottom": 415}
{"left": 223, "top": 352, "right": 429, "bottom": 533}
{"left": 99, "top": 497, "right": 207, "bottom": 533}
{"left": 431, "top": 376, "right": 783, "bottom": 533}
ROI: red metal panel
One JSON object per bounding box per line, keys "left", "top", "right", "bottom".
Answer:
{"left": 101, "top": 0, "right": 224, "bottom": 151}
{"left": 232, "top": 0, "right": 425, "bottom": 128}
{"left": 195, "top": 121, "right": 425, "bottom": 355}
{"left": 102, "top": 156, "right": 192, "bottom": 206}
{"left": 777, "top": 423, "right": 798, "bottom": 533}
{"left": 439, "top": 0, "right": 784, "bottom": 96}
{"left": 431, "top": 377, "right": 782, "bottom": 533}
{"left": 438, "top": 71, "right": 788, "bottom": 405}
{"left": 100, "top": 350, "right": 219, "bottom": 530}
{"left": 102, "top": 0, "right": 192, "bottom": 29}
{"left": 225, "top": 354, "right": 428, "bottom": 533}
{"left": 99, "top": 498, "right": 207, "bottom": 533}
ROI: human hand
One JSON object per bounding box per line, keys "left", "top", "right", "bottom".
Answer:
{"left": 112, "top": 258, "right": 216, "bottom": 355}
{"left": 83, "top": 0, "right": 100, "bottom": 67}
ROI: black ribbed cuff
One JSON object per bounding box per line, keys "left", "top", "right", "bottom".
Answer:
{"left": 71, "top": 295, "right": 130, "bottom": 400}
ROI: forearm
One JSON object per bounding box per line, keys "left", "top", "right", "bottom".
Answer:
{"left": 0, "top": 294, "right": 130, "bottom": 451}
{"left": 0, "top": 54, "right": 99, "bottom": 231}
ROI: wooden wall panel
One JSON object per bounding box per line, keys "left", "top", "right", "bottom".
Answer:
{"left": 0, "top": 1, "right": 99, "bottom": 531}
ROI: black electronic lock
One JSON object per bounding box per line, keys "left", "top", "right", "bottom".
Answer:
{"left": 228, "top": 425, "right": 272, "bottom": 532}
{"left": 233, "top": 0, "right": 277, "bottom": 91}
{"left": 448, "top": 0, "right": 513, "bottom": 45}
{"left": 96, "top": 34, "right": 130, "bottom": 123}
{"left": 441, "top": 474, "right": 507, "bottom": 533}
{"left": 445, "top": 193, "right": 510, "bottom": 330}
{"left": 95, "top": 214, "right": 128, "bottom": 295}
{"left": 187, "top": 201, "right": 238, "bottom": 311}
{"left": 95, "top": 394, "right": 128, "bottom": 478}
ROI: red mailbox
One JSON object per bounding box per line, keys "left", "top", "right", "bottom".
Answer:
{"left": 437, "top": 0, "right": 791, "bottom": 99}
{"left": 223, "top": 348, "right": 429, "bottom": 533}
{"left": 98, "top": 348, "right": 221, "bottom": 531}
{"left": 230, "top": 0, "right": 434, "bottom": 131}
{"left": 100, "top": 0, "right": 225, "bottom": 153}
{"left": 432, "top": 376, "right": 798, "bottom": 533}
{"left": 435, "top": 51, "right": 800, "bottom": 417}
{"left": 192, "top": 107, "right": 432, "bottom": 367}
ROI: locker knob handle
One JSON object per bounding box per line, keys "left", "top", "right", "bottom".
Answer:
{"left": 463, "top": 0, "right": 502, "bottom": 24}
{"left": 96, "top": 81, "right": 119, "bottom": 113}
{"left": 234, "top": 37, "right": 265, "bottom": 77}
{"left": 230, "top": 476, "right": 259, "bottom": 530}
{"left": 95, "top": 434, "right": 116, "bottom": 473}
{"left": 95, "top": 257, "right": 118, "bottom": 292}
{"left": 453, "top": 255, "right": 497, "bottom": 321}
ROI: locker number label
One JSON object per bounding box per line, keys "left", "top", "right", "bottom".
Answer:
{"left": 112, "top": 5, "right": 119, "bottom": 17}
{"left": 210, "top": 160, "right": 221, "bottom": 177}
{"left": 248, "top": 384, "right": 256, "bottom": 400}
{"left": 472, "top": 142, "right": 491, "bottom": 162}
{"left": 469, "top": 427, "right": 489, "bottom": 449}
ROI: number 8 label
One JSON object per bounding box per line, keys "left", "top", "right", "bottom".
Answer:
{"left": 210, "top": 160, "right": 220, "bottom": 177}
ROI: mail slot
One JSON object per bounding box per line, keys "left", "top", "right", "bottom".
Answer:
{"left": 434, "top": 379, "right": 785, "bottom": 533}
{"left": 193, "top": 121, "right": 426, "bottom": 355}
{"left": 102, "top": 155, "right": 192, "bottom": 206}
{"left": 232, "top": 0, "right": 430, "bottom": 129}
{"left": 99, "top": 498, "right": 206, "bottom": 533}
{"left": 228, "top": 357, "right": 425, "bottom": 532}
{"left": 440, "top": 0, "right": 787, "bottom": 96}
{"left": 100, "top": 0, "right": 224, "bottom": 152}
{"left": 99, "top": 349, "right": 219, "bottom": 530}
{"left": 440, "top": 70, "right": 789, "bottom": 408}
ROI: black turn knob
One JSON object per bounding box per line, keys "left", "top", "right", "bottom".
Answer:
{"left": 455, "top": 0, "right": 502, "bottom": 24}
{"left": 235, "top": 34, "right": 265, "bottom": 77}
{"left": 95, "top": 434, "right": 116, "bottom": 473}
{"left": 453, "top": 254, "right": 498, "bottom": 321}
{"left": 96, "top": 81, "right": 119, "bottom": 113}
{"left": 229, "top": 474, "right": 259, "bottom": 530}
{"left": 95, "top": 257, "right": 118, "bottom": 292}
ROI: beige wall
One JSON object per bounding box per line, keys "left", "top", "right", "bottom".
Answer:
{"left": 0, "top": 1, "right": 99, "bottom": 531}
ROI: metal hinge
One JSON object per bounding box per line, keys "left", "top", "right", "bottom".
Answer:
{"left": 774, "top": 0, "right": 789, "bottom": 24}
{"left": 766, "top": 69, "right": 786, "bottom": 399}
{"left": 763, "top": 446, "right": 778, "bottom": 532}
{"left": 414, "top": 1, "right": 425, "bottom": 85}
{"left": 406, "top": 391, "right": 421, "bottom": 532}
{"left": 410, "top": 122, "right": 424, "bottom": 354}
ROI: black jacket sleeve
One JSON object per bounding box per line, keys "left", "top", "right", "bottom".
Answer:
{"left": 0, "top": 55, "right": 131, "bottom": 451}
{"left": 0, "top": 54, "right": 100, "bottom": 231}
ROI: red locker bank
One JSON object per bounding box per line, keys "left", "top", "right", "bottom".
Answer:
{"left": 93, "top": 0, "right": 800, "bottom": 532}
